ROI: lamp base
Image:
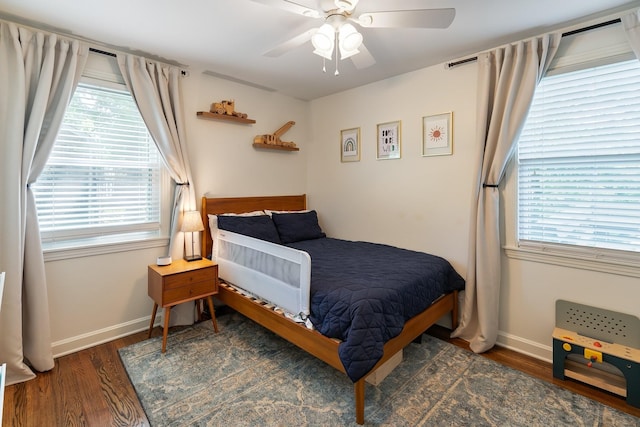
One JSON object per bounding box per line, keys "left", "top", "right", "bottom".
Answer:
{"left": 183, "top": 254, "right": 202, "bottom": 262}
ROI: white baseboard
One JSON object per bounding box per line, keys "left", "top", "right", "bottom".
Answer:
{"left": 51, "top": 315, "right": 553, "bottom": 368}
{"left": 52, "top": 315, "right": 162, "bottom": 358}
{"left": 496, "top": 330, "right": 553, "bottom": 364}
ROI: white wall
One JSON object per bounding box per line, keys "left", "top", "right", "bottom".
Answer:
{"left": 46, "top": 247, "right": 165, "bottom": 356}
{"left": 307, "top": 63, "right": 477, "bottom": 287}
{"left": 184, "top": 68, "right": 311, "bottom": 200}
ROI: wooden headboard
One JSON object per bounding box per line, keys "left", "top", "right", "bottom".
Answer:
{"left": 201, "top": 194, "right": 307, "bottom": 258}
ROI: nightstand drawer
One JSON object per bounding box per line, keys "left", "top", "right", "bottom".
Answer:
{"left": 163, "top": 267, "right": 214, "bottom": 290}
{"left": 163, "top": 280, "right": 216, "bottom": 305}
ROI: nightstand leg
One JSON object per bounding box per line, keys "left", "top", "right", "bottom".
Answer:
{"left": 206, "top": 296, "right": 218, "bottom": 333}
{"left": 148, "top": 303, "right": 158, "bottom": 338}
{"left": 196, "top": 299, "right": 203, "bottom": 321}
{"left": 162, "top": 306, "right": 171, "bottom": 353}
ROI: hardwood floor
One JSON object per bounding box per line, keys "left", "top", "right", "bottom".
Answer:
{"left": 4, "top": 317, "right": 640, "bottom": 426}
{"left": 4, "top": 331, "right": 150, "bottom": 427}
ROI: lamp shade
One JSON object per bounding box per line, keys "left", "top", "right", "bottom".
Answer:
{"left": 181, "top": 211, "right": 204, "bottom": 233}
{"left": 312, "top": 23, "right": 335, "bottom": 60}
{"left": 338, "top": 23, "right": 362, "bottom": 59}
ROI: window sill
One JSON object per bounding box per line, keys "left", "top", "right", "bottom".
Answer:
{"left": 503, "top": 244, "right": 640, "bottom": 278}
{"left": 43, "top": 233, "right": 170, "bottom": 262}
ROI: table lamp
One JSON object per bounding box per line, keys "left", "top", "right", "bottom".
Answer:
{"left": 181, "top": 211, "right": 204, "bottom": 262}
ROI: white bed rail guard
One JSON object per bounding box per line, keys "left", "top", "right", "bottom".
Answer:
{"left": 216, "top": 231, "right": 311, "bottom": 316}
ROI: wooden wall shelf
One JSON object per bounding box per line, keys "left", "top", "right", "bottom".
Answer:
{"left": 196, "top": 111, "right": 256, "bottom": 124}
{"left": 252, "top": 143, "right": 299, "bottom": 152}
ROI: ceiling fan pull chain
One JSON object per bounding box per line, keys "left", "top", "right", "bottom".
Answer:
{"left": 334, "top": 35, "right": 339, "bottom": 76}
{"left": 322, "top": 57, "right": 327, "bottom": 73}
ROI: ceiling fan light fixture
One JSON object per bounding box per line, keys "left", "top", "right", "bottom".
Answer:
{"left": 339, "top": 45, "right": 360, "bottom": 60}
{"left": 312, "top": 23, "right": 335, "bottom": 60}
{"left": 357, "top": 14, "right": 373, "bottom": 27}
{"left": 338, "top": 23, "right": 362, "bottom": 51}
{"left": 338, "top": 23, "right": 362, "bottom": 59}
{"left": 334, "top": 0, "right": 359, "bottom": 11}
{"left": 313, "top": 46, "right": 334, "bottom": 60}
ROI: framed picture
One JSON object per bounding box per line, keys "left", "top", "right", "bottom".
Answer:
{"left": 340, "top": 127, "right": 360, "bottom": 162}
{"left": 423, "top": 112, "right": 453, "bottom": 156}
{"left": 376, "top": 120, "right": 401, "bottom": 160}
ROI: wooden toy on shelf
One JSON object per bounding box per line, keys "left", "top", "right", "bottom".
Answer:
{"left": 253, "top": 121, "right": 299, "bottom": 151}
{"left": 196, "top": 100, "right": 255, "bottom": 124}
{"left": 210, "top": 100, "right": 248, "bottom": 118}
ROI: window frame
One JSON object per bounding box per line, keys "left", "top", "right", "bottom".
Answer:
{"left": 38, "top": 75, "right": 171, "bottom": 261}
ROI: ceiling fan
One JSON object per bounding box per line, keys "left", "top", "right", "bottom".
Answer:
{"left": 251, "top": 0, "right": 456, "bottom": 74}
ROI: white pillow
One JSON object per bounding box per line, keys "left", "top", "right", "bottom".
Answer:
{"left": 208, "top": 210, "right": 265, "bottom": 259}
{"left": 264, "top": 209, "right": 310, "bottom": 217}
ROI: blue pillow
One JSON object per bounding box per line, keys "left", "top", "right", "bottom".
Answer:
{"left": 217, "top": 215, "right": 281, "bottom": 244}
{"left": 271, "top": 210, "right": 326, "bottom": 243}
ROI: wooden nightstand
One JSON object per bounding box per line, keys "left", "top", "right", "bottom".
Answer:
{"left": 147, "top": 258, "right": 219, "bottom": 352}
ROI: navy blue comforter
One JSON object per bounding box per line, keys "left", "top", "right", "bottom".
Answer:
{"left": 287, "top": 238, "right": 465, "bottom": 382}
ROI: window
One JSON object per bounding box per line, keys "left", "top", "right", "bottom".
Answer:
{"left": 517, "top": 59, "right": 640, "bottom": 256}
{"left": 33, "top": 81, "right": 164, "bottom": 248}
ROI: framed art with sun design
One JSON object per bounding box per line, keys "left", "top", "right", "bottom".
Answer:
{"left": 376, "top": 120, "right": 401, "bottom": 160}
{"left": 340, "top": 127, "right": 360, "bottom": 162}
{"left": 423, "top": 112, "right": 453, "bottom": 157}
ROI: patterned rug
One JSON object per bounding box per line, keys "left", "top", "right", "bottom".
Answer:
{"left": 119, "top": 311, "right": 639, "bottom": 426}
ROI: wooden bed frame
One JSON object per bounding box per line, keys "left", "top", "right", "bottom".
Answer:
{"left": 201, "top": 194, "right": 459, "bottom": 425}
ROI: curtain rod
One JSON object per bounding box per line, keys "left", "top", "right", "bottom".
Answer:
{"left": 88, "top": 47, "right": 189, "bottom": 76}
{"left": 562, "top": 18, "right": 621, "bottom": 37}
{"left": 446, "top": 56, "right": 478, "bottom": 68}
{"left": 89, "top": 47, "right": 116, "bottom": 58}
{"left": 446, "top": 16, "right": 624, "bottom": 69}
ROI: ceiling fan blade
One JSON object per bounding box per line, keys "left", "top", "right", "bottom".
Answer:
{"left": 249, "top": 0, "right": 321, "bottom": 18}
{"left": 263, "top": 29, "right": 315, "bottom": 57}
{"left": 358, "top": 8, "right": 456, "bottom": 29}
{"left": 350, "top": 43, "right": 376, "bottom": 69}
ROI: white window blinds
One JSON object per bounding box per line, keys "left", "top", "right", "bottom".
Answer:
{"left": 33, "top": 82, "right": 161, "bottom": 242}
{"left": 518, "top": 59, "right": 640, "bottom": 253}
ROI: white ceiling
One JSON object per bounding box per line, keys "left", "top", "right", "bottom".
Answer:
{"left": 1, "top": 0, "right": 639, "bottom": 100}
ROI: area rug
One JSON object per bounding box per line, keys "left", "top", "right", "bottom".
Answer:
{"left": 119, "top": 312, "right": 639, "bottom": 426}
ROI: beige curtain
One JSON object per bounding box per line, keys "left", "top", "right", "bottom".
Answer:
{"left": 117, "top": 54, "right": 197, "bottom": 324}
{"left": 0, "top": 22, "right": 88, "bottom": 384}
{"left": 451, "top": 34, "right": 560, "bottom": 352}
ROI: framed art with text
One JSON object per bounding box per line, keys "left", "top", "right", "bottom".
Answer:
{"left": 340, "top": 127, "right": 360, "bottom": 162}
{"left": 423, "top": 112, "right": 453, "bottom": 156}
{"left": 376, "top": 120, "right": 401, "bottom": 160}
